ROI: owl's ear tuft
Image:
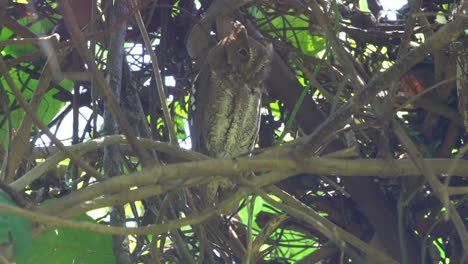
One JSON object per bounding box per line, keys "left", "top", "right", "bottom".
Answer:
{"left": 232, "top": 21, "right": 246, "bottom": 35}
{"left": 231, "top": 21, "right": 249, "bottom": 44}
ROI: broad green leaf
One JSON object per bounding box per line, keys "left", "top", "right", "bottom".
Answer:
{"left": 359, "top": 0, "right": 370, "bottom": 12}
{"left": 0, "top": 27, "right": 14, "bottom": 42}
{"left": 258, "top": 13, "right": 326, "bottom": 56}
{"left": 0, "top": 72, "right": 72, "bottom": 150}
{"left": 238, "top": 196, "right": 265, "bottom": 232}
{"left": 22, "top": 215, "right": 116, "bottom": 264}
{"left": 2, "top": 16, "right": 54, "bottom": 58}
{"left": 268, "top": 229, "right": 317, "bottom": 261}
{"left": 0, "top": 192, "right": 32, "bottom": 262}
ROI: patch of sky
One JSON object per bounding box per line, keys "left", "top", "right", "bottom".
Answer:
{"left": 380, "top": 0, "right": 408, "bottom": 21}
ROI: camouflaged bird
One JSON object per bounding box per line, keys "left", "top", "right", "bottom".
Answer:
{"left": 191, "top": 21, "right": 273, "bottom": 203}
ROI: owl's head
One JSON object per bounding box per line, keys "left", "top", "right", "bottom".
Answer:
{"left": 221, "top": 21, "right": 273, "bottom": 83}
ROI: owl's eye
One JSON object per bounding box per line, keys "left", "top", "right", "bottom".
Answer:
{"left": 238, "top": 48, "right": 249, "bottom": 58}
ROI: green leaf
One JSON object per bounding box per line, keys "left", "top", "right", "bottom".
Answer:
{"left": 359, "top": 0, "right": 370, "bottom": 12}
{"left": 36, "top": 80, "right": 71, "bottom": 126}
{"left": 269, "top": 229, "right": 317, "bottom": 261}
{"left": 174, "top": 115, "right": 187, "bottom": 140}
{"left": 0, "top": 70, "right": 71, "bottom": 150}
{"left": 0, "top": 27, "right": 14, "bottom": 42}
{"left": 22, "top": 215, "right": 116, "bottom": 264}
{"left": 258, "top": 13, "right": 326, "bottom": 56}
{"left": 0, "top": 192, "right": 32, "bottom": 262}
{"left": 238, "top": 195, "right": 265, "bottom": 231}
{"left": 2, "top": 17, "right": 55, "bottom": 58}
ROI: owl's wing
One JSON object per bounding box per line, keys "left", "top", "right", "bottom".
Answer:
{"left": 190, "top": 43, "right": 228, "bottom": 155}
{"left": 189, "top": 62, "right": 211, "bottom": 155}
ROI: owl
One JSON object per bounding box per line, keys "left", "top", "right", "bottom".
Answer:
{"left": 190, "top": 21, "right": 273, "bottom": 202}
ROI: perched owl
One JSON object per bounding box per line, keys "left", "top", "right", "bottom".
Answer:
{"left": 191, "top": 21, "right": 273, "bottom": 202}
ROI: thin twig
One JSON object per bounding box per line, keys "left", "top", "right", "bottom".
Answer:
{"left": 0, "top": 33, "right": 60, "bottom": 47}
{"left": 392, "top": 119, "right": 468, "bottom": 253}
{"left": 0, "top": 56, "right": 104, "bottom": 182}
{"left": 128, "top": 0, "right": 178, "bottom": 144}
{"left": 257, "top": 185, "right": 399, "bottom": 264}
{"left": 297, "top": 15, "right": 468, "bottom": 156}
{"left": 448, "top": 187, "right": 468, "bottom": 196}
{"left": 57, "top": 0, "right": 152, "bottom": 166}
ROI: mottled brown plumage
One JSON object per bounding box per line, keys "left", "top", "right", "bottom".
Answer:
{"left": 191, "top": 21, "right": 273, "bottom": 202}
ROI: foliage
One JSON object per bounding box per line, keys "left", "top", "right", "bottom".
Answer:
{"left": 0, "top": 192, "right": 31, "bottom": 262}
{"left": 23, "top": 215, "right": 115, "bottom": 264}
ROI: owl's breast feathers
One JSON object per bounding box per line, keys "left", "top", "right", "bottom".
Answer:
{"left": 191, "top": 21, "right": 273, "bottom": 159}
